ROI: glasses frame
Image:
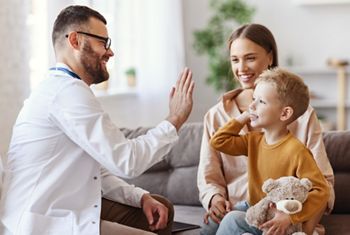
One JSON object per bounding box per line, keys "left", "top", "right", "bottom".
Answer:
{"left": 66, "top": 31, "right": 111, "bottom": 50}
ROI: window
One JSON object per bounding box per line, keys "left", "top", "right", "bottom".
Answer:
{"left": 28, "top": 0, "right": 48, "bottom": 90}
{"left": 29, "top": 0, "right": 185, "bottom": 97}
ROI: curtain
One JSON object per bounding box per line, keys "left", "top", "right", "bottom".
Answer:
{"left": 132, "top": 0, "right": 185, "bottom": 123}
{"left": 0, "top": 0, "right": 30, "bottom": 157}
{"left": 93, "top": 0, "right": 186, "bottom": 126}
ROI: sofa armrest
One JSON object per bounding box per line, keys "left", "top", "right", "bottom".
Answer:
{"left": 323, "top": 131, "right": 350, "bottom": 213}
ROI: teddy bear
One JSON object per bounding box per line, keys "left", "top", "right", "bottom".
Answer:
{"left": 245, "top": 176, "right": 312, "bottom": 235}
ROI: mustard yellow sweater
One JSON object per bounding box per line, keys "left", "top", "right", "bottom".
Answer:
{"left": 210, "top": 119, "right": 330, "bottom": 224}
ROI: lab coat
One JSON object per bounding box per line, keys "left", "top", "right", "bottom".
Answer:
{"left": 0, "top": 63, "right": 178, "bottom": 235}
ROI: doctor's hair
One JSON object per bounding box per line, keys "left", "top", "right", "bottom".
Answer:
{"left": 228, "top": 23, "right": 278, "bottom": 68}
{"left": 52, "top": 5, "right": 107, "bottom": 48}
{"left": 255, "top": 68, "right": 310, "bottom": 123}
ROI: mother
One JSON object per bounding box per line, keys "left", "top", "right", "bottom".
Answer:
{"left": 197, "top": 23, "right": 334, "bottom": 235}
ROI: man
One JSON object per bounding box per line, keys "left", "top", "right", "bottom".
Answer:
{"left": 0, "top": 5, "right": 194, "bottom": 235}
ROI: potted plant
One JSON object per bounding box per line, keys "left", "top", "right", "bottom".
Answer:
{"left": 193, "top": 0, "right": 255, "bottom": 91}
{"left": 125, "top": 67, "right": 137, "bottom": 87}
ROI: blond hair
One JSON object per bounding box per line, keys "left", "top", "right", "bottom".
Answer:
{"left": 256, "top": 68, "right": 309, "bottom": 123}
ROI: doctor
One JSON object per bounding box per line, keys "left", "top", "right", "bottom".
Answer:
{"left": 0, "top": 5, "right": 194, "bottom": 235}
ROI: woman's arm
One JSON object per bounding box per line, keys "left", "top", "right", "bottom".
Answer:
{"left": 197, "top": 107, "right": 250, "bottom": 217}
{"left": 197, "top": 110, "right": 231, "bottom": 211}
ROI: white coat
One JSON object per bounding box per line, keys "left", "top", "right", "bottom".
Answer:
{"left": 0, "top": 63, "right": 178, "bottom": 235}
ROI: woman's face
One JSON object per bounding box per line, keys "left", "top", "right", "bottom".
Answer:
{"left": 230, "top": 38, "right": 272, "bottom": 89}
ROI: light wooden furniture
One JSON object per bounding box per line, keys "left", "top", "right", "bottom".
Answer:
{"left": 328, "top": 59, "right": 349, "bottom": 130}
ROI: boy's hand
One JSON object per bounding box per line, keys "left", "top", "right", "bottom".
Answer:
{"left": 236, "top": 110, "right": 251, "bottom": 125}
{"left": 259, "top": 204, "right": 291, "bottom": 235}
{"left": 204, "top": 194, "right": 231, "bottom": 224}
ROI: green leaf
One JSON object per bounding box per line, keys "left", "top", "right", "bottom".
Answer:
{"left": 193, "top": 0, "right": 255, "bottom": 92}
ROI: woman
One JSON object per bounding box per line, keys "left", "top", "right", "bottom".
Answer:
{"left": 197, "top": 23, "right": 334, "bottom": 235}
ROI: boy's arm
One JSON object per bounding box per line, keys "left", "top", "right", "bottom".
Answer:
{"left": 210, "top": 111, "right": 250, "bottom": 156}
{"left": 290, "top": 149, "right": 330, "bottom": 224}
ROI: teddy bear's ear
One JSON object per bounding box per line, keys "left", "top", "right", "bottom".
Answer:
{"left": 300, "top": 178, "right": 312, "bottom": 191}
{"left": 262, "top": 178, "right": 276, "bottom": 193}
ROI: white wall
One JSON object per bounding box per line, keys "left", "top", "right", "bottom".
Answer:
{"left": 182, "top": 0, "right": 350, "bottom": 70}
{"left": 181, "top": 0, "right": 221, "bottom": 123}
{"left": 246, "top": 0, "right": 350, "bottom": 68}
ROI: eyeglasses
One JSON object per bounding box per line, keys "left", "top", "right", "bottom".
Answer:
{"left": 66, "top": 31, "right": 111, "bottom": 50}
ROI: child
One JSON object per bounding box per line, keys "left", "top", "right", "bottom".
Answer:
{"left": 210, "top": 68, "right": 330, "bottom": 235}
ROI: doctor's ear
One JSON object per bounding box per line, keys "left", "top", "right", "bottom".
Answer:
{"left": 280, "top": 106, "right": 293, "bottom": 122}
{"left": 65, "top": 32, "right": 81, "bottom": 49}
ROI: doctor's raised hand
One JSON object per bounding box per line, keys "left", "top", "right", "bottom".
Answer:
{"left": 166, "top": 67, "right": 194, "bottom": 131}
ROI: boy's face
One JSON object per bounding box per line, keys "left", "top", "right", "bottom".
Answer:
{"left": 249, "top": 81, "right": 284, "bottom": 129}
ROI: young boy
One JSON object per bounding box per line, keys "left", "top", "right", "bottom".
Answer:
{"left": 210, "top": 68, "right": 330, "bottom": 235}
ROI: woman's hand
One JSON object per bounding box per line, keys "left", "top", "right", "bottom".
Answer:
{"left": 204, "top": 194, "right": 232, "bottom": 224}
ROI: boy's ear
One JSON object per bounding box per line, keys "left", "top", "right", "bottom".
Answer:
{"left": 280, "top": 106, "right": 293, "bottom": 122}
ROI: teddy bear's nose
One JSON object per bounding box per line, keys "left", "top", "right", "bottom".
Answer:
{"left": 285, "top": 201, "right": 299, "bottom": 212}
{"left": 276, "top": 199, "right": 302, "bottom": 214}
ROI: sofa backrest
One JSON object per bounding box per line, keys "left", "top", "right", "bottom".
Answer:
{"left": 121, "top": 122, "right": 203, "bottom": 206}
{"left": 122, "top": 123, "right": 350, "bottom": 213}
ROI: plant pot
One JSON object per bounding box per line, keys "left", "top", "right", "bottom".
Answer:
{"left": 127, "top": 75, "right": 136, "bottom": 87}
